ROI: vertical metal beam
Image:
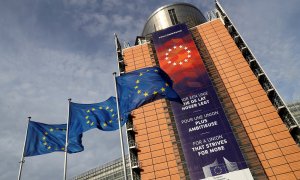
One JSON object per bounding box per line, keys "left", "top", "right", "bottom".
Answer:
{"left": 63, "top": 98, "right": 71, "bottom": 180}
{"left": 18, "top": 117, "right": 31, "bottom": 180}
{"left": 113, "top": 72, "right": 128, "bottom": 180}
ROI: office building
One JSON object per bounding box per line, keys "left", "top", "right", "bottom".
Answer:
{"left": 75, "top": 1, "right": 300, "bottom": 180}
{"left": 71, "top": 156, "right": 131, "bottom": 180}
{"left": 114, "top": 1, "right": 300, "bottom": 179}
{"left": 288, "top": 102, "right": 300, "bottom": 124}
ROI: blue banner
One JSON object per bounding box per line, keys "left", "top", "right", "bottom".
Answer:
{"left": 152, "top": 24, "right": 253, "bottom": 179}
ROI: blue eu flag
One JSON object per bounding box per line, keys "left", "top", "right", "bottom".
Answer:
{"left": 116, "top": 67, "right": 181, "bottom": 116}
{"left": 24, "top": 121, "right": 83, "bottom": 157}
{"left": 210, "top": 164, "right": 228, "bottom": 176}
{"left": 69, "top": 96, "right": 124, "bottom": 137}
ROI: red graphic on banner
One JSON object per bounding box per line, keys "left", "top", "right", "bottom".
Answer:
{"left": 155, "top": 35, "right": 207, "bottom": 92}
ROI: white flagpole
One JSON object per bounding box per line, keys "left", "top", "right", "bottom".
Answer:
{"left": 63, "top": 98, "right": 71, "bottom": 180}
{"left": 113, "top": 72, "right": 128, "bottom": 180}
{"left": 18, "top": 116, "right": 31, "bottom": 180}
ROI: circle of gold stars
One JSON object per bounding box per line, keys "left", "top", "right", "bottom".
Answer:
{"left": 42, "top": 128, "right": 66, "bottom": 151}
{"left": 165, "top": 45, "right": 191, "bottom": 66}
{"left": 213, "top": 166, "right": 223, "bottom": 175}
{"left": 134, "top": 69, "right": 170, "bottom": 96}
{"left": 85, "top": 106, "right": 116, "bottom": 128}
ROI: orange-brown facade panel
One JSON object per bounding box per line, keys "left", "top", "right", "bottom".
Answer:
{"left": 196, "top": 19, "right": 300, "bottom": 179}
{"left": 123, "top": 19, "right": 300, "bottom": 180}
{"left": 123, "top": 44, "right": 185, "bottom": 180}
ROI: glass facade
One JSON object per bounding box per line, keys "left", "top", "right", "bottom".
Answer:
{"left": 288, "top": 102, "right": 300, "bottom": 124}
{"left": 71, "top": 156, "right": 131, "bottom": 180}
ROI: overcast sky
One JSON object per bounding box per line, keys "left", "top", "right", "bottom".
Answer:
{"left": 0, "top": 0, "right": 299, "bottom": 179}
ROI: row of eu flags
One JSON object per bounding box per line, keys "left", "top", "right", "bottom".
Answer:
{"left": 24, "top": 67, "right": 182, "bottom": 157}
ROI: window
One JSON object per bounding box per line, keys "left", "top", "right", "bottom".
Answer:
{"left": 168, "top": 9, "right": 179, "bottom": 25}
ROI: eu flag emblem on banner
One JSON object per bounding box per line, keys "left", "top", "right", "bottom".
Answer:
{"left": 24, "top": 121, "right": 83, "bottom": 157}
{"left": 116, "top": 67, "right": 181, "bottom": 116}
{"left": 210, "top": 164, "right": 228, "bottom": 176}
{"left": 69, "top": 96, "right": 124, "bottom": 136}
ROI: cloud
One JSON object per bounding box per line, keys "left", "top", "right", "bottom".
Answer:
{"left": 68, "top": 2, "right": 146, "bottom": 43}
{"left": 73, "top": 13, "right": 110, "bottom": 37}
{"left": 0, "top": 7, "right": 118, "bottom": 178}
{"left": 0, "top": 0, "right": 300, "bottom": 179}
{"left": 64, "top": 0, "right": 97, "bottom": 6}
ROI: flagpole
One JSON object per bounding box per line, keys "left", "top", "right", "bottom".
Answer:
{"left": 63, "top": 98, "right": 71, "bottom": 180}
{"left": 18, "top": 116, "right": 31, "bottom": 180}
{"left": 113, "top": 72, "right": 128, "bottom": 180}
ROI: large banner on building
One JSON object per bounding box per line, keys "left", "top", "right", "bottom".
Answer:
{"left": 152, "top": 24, "right": 253, "bottom": 180}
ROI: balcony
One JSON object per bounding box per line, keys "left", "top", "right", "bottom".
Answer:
{"left": 128, "top": 140, "right": 138, "bottom": 150}
{"left": 272, "top": 97, "right": 285, "bottom": 112}
{"left": 234, "top": 35, "right": 240, "bottom": 43}
{"left": 227, "top": 25, "right": 233, "bottom": 33}
{"left": 126, "top": 122, "right": 135, "bottom": 132}
{"left": 261, "top": 81, "right": 274, "bottom": 95}
{"left": 131, "top": 160, "right": 140, "bottom": 169}
{"left": 119, "top": 61, "right": 126, "bottom": 73}
{"left": 282, "top": 113, "right": 298, "bottom": 131}
{"left": 245, "top": 56, "right": 255, "bottom": 65}
{"left": 253, "top": 68, "right": 264, "bottom": 78}
{"left": 240, "top": 45, "right": 248, "bottom": 55}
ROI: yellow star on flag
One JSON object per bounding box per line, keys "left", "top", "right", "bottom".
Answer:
{"left": 161, "top": 87, "right": 165, "bottom": 92}
{"left": 134, "top": 85, "right": 138, "bottom": 89}
{"left": 153, "top": 91, "right": 158, "bottom": 95}
{"left": 99, "top": 106, "right": 103, "bottom": 109}
{"left": 87, "top": 110, "right": 90, "bottom": 113}
{"left": 144, "top": 92, "right": 149, "bottom": 97}
{"left": 139, "top": 73, "right": 143, "bottom": 76}
{"left": 85, "top": 116, "right": 89, "bottom": 119}
{"left": 136, "top": 79, "right": 140, "bottom": 84}
{"left": 50, "top": 128, "right": 53, "bottom": 132}
{"left": 92, "top": 108, "right": 95, "bottom": 111}
{"left": 103, "top": 123, "right": 107, "bottom": 127}
{"left": 137, "top": 90, "right": 141, "bottom": 94}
